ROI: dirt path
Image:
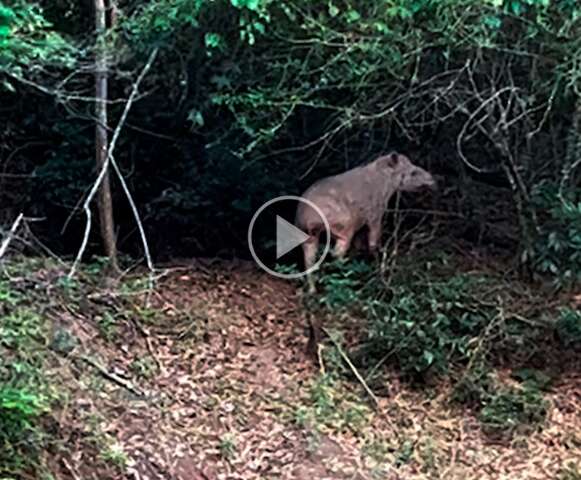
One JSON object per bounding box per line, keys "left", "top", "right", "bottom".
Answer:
{"left": 40, "top": 260, "right": 581, "bottom": 480}
{"left": 134, "top": 260, "right": 351, "bottom": 480}
{"left": 48, "top": 260, "right": 375, "bottom": 480}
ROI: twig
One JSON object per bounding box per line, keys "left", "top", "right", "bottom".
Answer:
{"left": 0, "top": 213, "right": 24, "bottom": 260}
{"left": 108, "top": 49, "right": 158, "bottom": 284}
{"left": 380, "top": 191, "right": 403, "bottom": 285}
{"left": 132, "top": 318, "right": 163, "bottom": 374}
{"left": 456, "top": 85, "right": 517, "bottom": 173}
{"left": 383, "top": 208, "right": 464, "bottom": 218}
{"left": 80, "top": 354, "right": 144, "bottom": 397}
{"left": 299, "top": 119, "right": 350, "bottom": 179}
{"left": 110, "top": 155, "right": 154, "bottom": 275}
{"left": 61, "top": 458, "right": 82, "bottom": 480}
{"left": 69, "top": 48, "right": 159, "bottom": 278}
{"left": 322, "top": 327, "right": 380, "bottom": 408}
{"left": 317, "top": 342, "right": 326, "bottom": 375}
{"left": 7, "top": 71, "right": 149, "bottom": 105}
{"left": 365, "top": 348, "right": 398, "bottom": 382}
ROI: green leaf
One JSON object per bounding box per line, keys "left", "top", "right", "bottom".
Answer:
{"left": 247, "top": 0, "right": 260, "bottom": 11}
{"left": 188, "top": 110, "right": 204, "bottom": 127}
{"left": 0, "top": 6, "right": 15, "bottom": 25}
{"left": 510, "top": 0, "right": 524, "bottom": 14}
{"left": 204, "top": 32, "right": 222, "bottom": 49}
{"left": 2, "top": 79, "right": 15, "bottom": 92}
{"left": 231, "top": 0, "right": 260, "bottom": 11}
{"left": 373, "top": 21, "right": 389, "bottom": 33}
{"left": 346, "top": 9, "right": 361, "bottom": 23}
{"left": 484, "top": 15, "right": 502, "bottom": 28}
{"left": 252, "top": 21, "right": 265, "bottom": 34}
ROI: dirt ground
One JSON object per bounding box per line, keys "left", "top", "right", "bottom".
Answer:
{"left": 12, "top": 259, "right": 581, "bottom": 480}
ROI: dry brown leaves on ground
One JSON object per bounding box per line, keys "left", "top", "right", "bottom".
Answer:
{"left": 24, "top": 259, "right": 581, "bottom": 480}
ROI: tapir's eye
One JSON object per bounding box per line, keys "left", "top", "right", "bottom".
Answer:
{"left": 411, "top": 170, "right": 419, "bottom": 177}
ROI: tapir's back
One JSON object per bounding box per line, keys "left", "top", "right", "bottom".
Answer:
{"left": 296, "top": 163, "right": 383, "bottom": 232}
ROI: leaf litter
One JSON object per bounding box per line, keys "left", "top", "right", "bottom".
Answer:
{"left": 1, "top": 257, "right": 579, "bottom": 480}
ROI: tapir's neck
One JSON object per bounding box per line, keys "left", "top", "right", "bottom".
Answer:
{"left": 379, "top": 170, "right": 401, "bottom": 205}
{"left": 381, "top": 183, "right": 397, "bottom": 207}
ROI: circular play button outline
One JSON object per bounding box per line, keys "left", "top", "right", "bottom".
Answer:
{"left": 248, "top": 195, "right": 331, "bottom": 279}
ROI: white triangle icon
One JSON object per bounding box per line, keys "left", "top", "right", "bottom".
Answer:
{"left": 276, "top": 216, "right": 310, "bottom": 259}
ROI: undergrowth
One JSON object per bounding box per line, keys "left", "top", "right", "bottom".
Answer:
{"left": 532, "top": 183, "right": 581, "bottom": 288}
{"left": 309, "top": 251, "right": 577, "bottom": 436}
{"left": 0, "top": 262, "right": 54, "bottom": 475}
{"left": 0, "top": 256, "right": 153, "bottom": 477}
{"left": 293, "top": 373, "right": 372, "bottom": 435}
{"left": 0, "top": 252, "right": 577, "bottom": 478}
{"left": 478, "top": 383, "right": 548, "bottom": 437}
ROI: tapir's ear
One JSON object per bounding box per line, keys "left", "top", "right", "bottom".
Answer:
{"left": 386, "top": 152, "right": 399, "bottom": 168}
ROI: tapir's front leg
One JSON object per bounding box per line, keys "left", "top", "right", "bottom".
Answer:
{"left": 367, "top": 217, "right": 383, "bottom": 256}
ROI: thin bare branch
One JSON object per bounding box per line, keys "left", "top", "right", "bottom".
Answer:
{"left": 0, "top": 213, "right": 24, "bottom": 260}
{"left": 69, "top": 48, "right": 159, "bottom": 278}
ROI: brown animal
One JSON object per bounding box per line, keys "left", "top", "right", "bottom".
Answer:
{"left": 296, "top": 152, "right": 436, "bottom": 292}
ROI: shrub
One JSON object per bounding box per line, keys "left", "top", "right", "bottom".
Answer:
{"left": 0, "top": 388, "right": 46, "bottom": 432}
{"left": 316, "top": 259, "right": 375, "bottom": 311}
{"left": 312, "top": 256, "right": 504, "bottom": 377}
{"left": 293, "top": 373, "right": 372, "bottom": 433}
{"left": 532, "top": 183, "right": 581, "bottom": 288}
{"left": 478, "top": 384, "right": 548, "bottom": 437}
{"left": 452, "top": 361, "right": 496, "bottom": 406}
{"left": 556, "top": 308, "right": 581, "bottom": 347}
{"left": 0, "top": 387, "right": 47, "bottom": 467}
{"left": 363, "top": 270, "right": 497, "bottom": 376}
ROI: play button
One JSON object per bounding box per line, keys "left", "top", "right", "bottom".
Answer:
{"left": 276, "top": 216, "right": 310, "bottom": 259}
{"left": 248, "top": 195, "right": 330, "bottom": 279}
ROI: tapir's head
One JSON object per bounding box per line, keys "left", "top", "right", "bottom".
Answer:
{"left": 376, "top": 152, "right": 436, "bottom": 193}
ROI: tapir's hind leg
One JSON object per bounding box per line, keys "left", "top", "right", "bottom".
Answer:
{"left": 302, "top": 234, "right": 319, "bottom": 293}
{"left": 332, "top": 227, "right": 355, "bottom": 259}
{"left": 352, "top": 228, "right": 368, "bottom": 253}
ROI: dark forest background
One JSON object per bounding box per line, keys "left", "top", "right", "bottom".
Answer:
{"left": 0, "top": 0, "right": 580, "bottom": 284}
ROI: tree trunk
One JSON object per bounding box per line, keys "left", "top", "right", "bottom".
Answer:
{"left": 95, "top": 0, "right": 118, "bottom": 272}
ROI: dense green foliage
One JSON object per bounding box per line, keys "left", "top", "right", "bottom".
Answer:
{"left": 0, "top": 387, "right": 47, "bottom": 465}
{"left": 0, "top": 0, "right": 578, "bottom": 280}
{"left": 0, "top": 271, "right": 51, "bottom": 474}
{"left": 478, "top": 382, "right": 548, "bottom": 436}
{"left": 556, "top": 307, "right": 581, "bottom": 346}
{"left": 0, "top": 1, "right": 75, "bottom": 77}
{"left": 533, "top": 184, "right": 581, "bottom": 286}
{"left": 315, "top": 254, "right": 558, "bottom": 378}
{"left": 311, "top": 253, "right": 578, "bottom": 437}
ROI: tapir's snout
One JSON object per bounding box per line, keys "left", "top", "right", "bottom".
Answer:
{"left": 427, "top": 174, "right": 442, "bottom": 191}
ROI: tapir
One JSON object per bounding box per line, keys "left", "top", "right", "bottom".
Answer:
{"left": 296, "top": 152, "right": 436, "bottom": 292}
